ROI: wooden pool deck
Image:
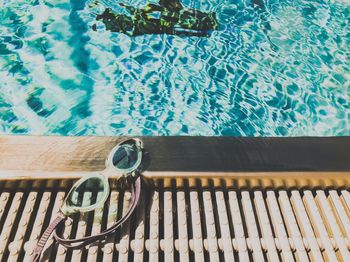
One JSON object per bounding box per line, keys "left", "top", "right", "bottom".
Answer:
{"left": 1, "top": 135, "right": 350, "bottom": 261}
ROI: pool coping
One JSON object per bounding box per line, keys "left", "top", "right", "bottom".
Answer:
{"left": 0, "top": 135, "right": 349, "bottom": 178}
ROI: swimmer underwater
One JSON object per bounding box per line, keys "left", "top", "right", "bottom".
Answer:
{"left": 92, "top": 0, "right": 220, "bottom": 37}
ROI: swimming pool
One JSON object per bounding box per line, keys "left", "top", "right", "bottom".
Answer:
{"left": 0, "top": 0, "right": 349, "bottom": 136}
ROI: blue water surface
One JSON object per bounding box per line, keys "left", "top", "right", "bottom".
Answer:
{"left": 0, "top": 0, "right": 349, "bottom": 136}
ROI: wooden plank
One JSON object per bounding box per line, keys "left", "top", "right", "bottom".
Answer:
{"left": 55, "top": 218, "right": 73, "bottom": 262}
{"left": 163, "top": 190, "right": 174, "bottom": 262}
{"left": 254, "top": 191, "right": 279, "bottom": 261}
{"left": 0, "top": 192, "right": 24, "bottom": 260}
{"left": 147, "top": 191, "right": 160, "bottom": 262}
{"left": 241, "top": 191, "right": 264, "bottom": 261}
{"left": 87, "top": 192, "right": 105, "bottom": 262}
{"left": 340, "top": 191, "right": 350, "bottom": 217}
{"left": 0, "top": 135, "right": 122, "bottom": 172}
{"left": 316, "top": 190, "right": 350, "bottom": 261}
{"left": 70, "top": 191, "right": 91, "bottom": 262}
{"left": 290, "top": 190, "right": 324, "bottom": 261}
{"left": 329, "top": 190, "right": 350, "bottom": 239}
{"left": 0, "top": 192, "right": 10, "bottom": 227}
{"left": 303, "top": 190, "right": 337, "bottom": 261}
{"left": 117, "top": 192, "right": 132, "bottom": 262}
{"left": 176, "top": 191, "right": 189, "bottom": 262}
{"left": 40, "top": 191, "right": 66, "bottom": 262}
{"left": 23, "top": 191, "right": 52, "bottom": 262}
{"left": 189, "top": 191, "right": 205, "bottom": 262}
{"left": 101, "top": 191, "right": 119, "bottom": 262}
{"left": 8, "top": 191, "right": 38, "bottom": 262}
{"left": 266, "top": 191, "right": 294, "bottom": 261}
{"left": 132, "top": 190, "right": 146, "bottom": 262}
{"left": 216, "top": 191, "right": 235, "bottom": 261}
{"left": 228, "top": 191, "right": 249, "bottom": 262}
{"left": 202, "top": 191, "right": 220, "bottom": 261}
{"left": 0, "top": 135, "right": 350, "bottom": 173}
{"left": 278, "top": 190, "right": 308, "bottom": 261}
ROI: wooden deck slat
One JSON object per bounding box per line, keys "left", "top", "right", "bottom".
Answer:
{"left": 147, "top": 191, "right": 160, "bottom": 262}
{"left": 228, "top": 191, "right": 250, "bottom": 262}
{"left": 278, "top": 190, "right": 309, "bottom": 261}
{"left": 216, "top": 191, "right": 235, "bottom": 261}
{"left": 70, "top": 191, "right": 91, "bottom": 262}
{"left": 55, "top": 217, "right": 73, "bottom": 262}
{"left": 0, "top": 192, "right": 10, "bottom": 227}
{"left": 176, "top": 191, "right": 190, "bottom": 262}
{"left": 23, "top": 191, "right": 52, "bottom": 262}
{"left": 329, "top": 190, "right": 350, "bottom": 239}
{"left": 163, "top": 190, "right": 174, "bottom": 262}
{"left": 340, "top": 191, "right": 350, "bottom": 218}
{"left": 202, "top": 190, "right": 220, "bottom": 261}
{"left": 87, "top": 192, "right": 105, "bottom": 262}
{"left": 303, "top": 190, "right": 337, "bottom": 261}
{"left": 241, "top": 191, "right": 264, "bottom": 261}
{"left": 189, "top": 191, "right": 205, "bottom": 262}
{"left": 266, "top": 191, "right": 294, "bottom": 261}
{"left": 132, "top": 191, "right": 146, "bottom": 262}
{"left": 41, "top": 191, "right": 66, "bottom": 262}
{"left": 117, "top": 192, "right": 132, "bottom": 262}
{"left": 316, "top": 190, "right": 350, "bottom": 261}
{"left": 101, "top": 191, "right": 119, "bottom": 262}
{"left": 0, "top": 192, "right": 24, "bottom": 260}
{"left": 291, "top": 190, "right": 324, "bottom": 262}
{"left": 7, "top": 191, "right": 37, "bottom": 262}
{"left": 254, "top": 191, "right": 279, "bottom": 261}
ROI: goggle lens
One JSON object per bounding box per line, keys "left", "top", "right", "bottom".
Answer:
{"left": 112, "top": 141, "right": 140, "bottom": 171}
{"left": 67, "top": 176, "right": 107, "bottom": 208}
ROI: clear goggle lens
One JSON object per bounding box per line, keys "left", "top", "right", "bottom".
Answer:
{"left": 67, "top": 176, "right": 107, "bottom": 208}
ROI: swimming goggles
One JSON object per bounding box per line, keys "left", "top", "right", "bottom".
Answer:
{"left": 31, "top": 138, "right": 143, "bottom": 262}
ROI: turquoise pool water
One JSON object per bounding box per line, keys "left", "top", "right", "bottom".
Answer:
{"left": 0, "top": 0, "right": 349, "bottom": 136}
